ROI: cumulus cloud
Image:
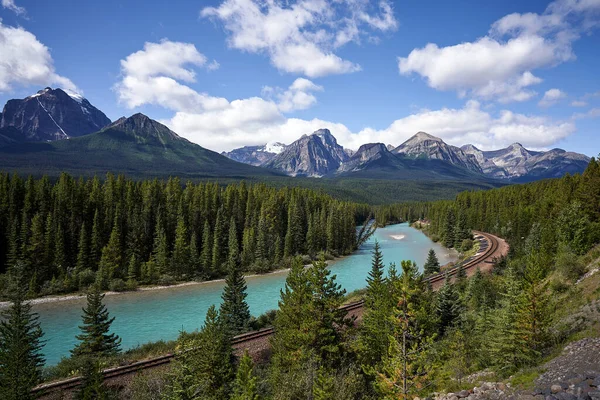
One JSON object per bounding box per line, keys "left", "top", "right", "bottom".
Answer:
{"left": 539, "top": 88, "right": 567, "bottom": 107}
{"left": 2, "top": 0, "right": 25, "bottom": 15}
{"left": 117, "top": 40, "right": 576, "bottom": 153}
{"left": 0, "top": 21, "right": 77, "bottom": 93}
{"left": 115, "top": 40, "right": 228, "bottom": 111}
{"left": 201, "top": 0, "right": 397, "bottom": 77}
{"left": 263, "top": 78, "right": 324, "bottom": 112}
{"left": 398, "top": 0, "right": 600, "bottom": 103}
{"left": 571, "top": 100, "right": 588, "bottom": 107}
{"left": 166, "top": 99, "right": 576, "bottom": 153}
{"left": 572, "top": 108, "right": 600, "bottom": 120}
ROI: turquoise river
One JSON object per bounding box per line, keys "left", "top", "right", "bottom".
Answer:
{"left": 31, "top": 223, "right": 456, "bottom": 366}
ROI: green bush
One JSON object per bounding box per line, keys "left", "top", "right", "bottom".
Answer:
{"left": 460, "top": 239, "right": 474, "bottom": 252}
{"left": 78, "top": 269, "right": 96, "bottom": 290}
{"left": 157, "top": 274, "right": 176, "bottom": 286}
{"left": 109, "top": 278, "right": 127, "bottom": 292}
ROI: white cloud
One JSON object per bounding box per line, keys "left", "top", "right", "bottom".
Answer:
{"left": 539, "top": 88, "right": 567, "bottom": 107}
{"left": 115, "top": 40, "right": 228, "bottom": 111}
{"left": 263, "top": 78, "right": 324, "bottom": 112}
{"left": 0, "top": 21, "right": 77, "bottom": 93}
{"left": 166, "top": 99, "right": 576, "bottom": 153}
{"left": 398, "top": 0, "right": 599, "bottom": 103}
{"left": 2, "top": 0, "right": 25, "bottom": 15}
{"left": 571, "top": 100, "right": 588, "bottom": 107}
{"left": 573, "top": 107, "right": 600, "bottom": 119}
{"left": 201, "top": 0, "right": 397, "bottom": 77}
{"left": 117, "top": 40, "right": 576, "bottom": 153}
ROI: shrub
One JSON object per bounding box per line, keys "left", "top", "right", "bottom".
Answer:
{"left": 78, "top": 269, "right": 96, "bottom": 290}
{"left": 549, "top": 279, "right": 570, "bottom": 294}
{"left": 461, "top": 239, "right": 474, "bottom": 252}
{"left": 157, "top": 274, "right": 176, "bottom": 286}
{"left": 249, "top": 309, "right": 278, "bottom": 331}
{"left": 109, "top": 278, "right": 127, "bottom": 292}
{"left": 430, "top": 234, "right": 440, "bottom": 243}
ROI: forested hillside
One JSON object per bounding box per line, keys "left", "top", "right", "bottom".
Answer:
{"left": 377, "top": 157, "right": 600, "bottom": 259}
{"left": 0, "top": 173, "right": 370, "bottom": 298}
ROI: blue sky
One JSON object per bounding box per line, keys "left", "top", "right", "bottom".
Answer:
{"left": 0, "top": 0, "right": 599, "bottom": 156}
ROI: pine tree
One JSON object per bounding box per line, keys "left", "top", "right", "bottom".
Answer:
{"left": 168, "top": 305, "right": 233, "bottom": 400}
{"left": 98, "top": 214, "right": 123, "bottom": 280}
{"left": 172, "top": 216, "right": 190, "bottom": 277}
{"left": 231, "top": 351, "right": 260, "bottom": 400}
{"left": 358, "top": 242, "right": 394, "bottom": 369}
{"left": 71, "top": 287, "right": 121, "bottom": 357}
{"left": 365, "top": 241, "right": 386, "bottom": 307}
{"left": 151, "top": 219, "right": 169, "bottom": 276}
{"left": 0, "top": 264, "right": 45, "bottom": 400}
{"left": 423, "top": 249, "right": 440, "bottom": 275}
{"left": 200, "top": 221, "right": 212, "bottom": 278}
{"left": 219, "top": 260, "right": 251, "bottom": 337}
{"left": 376, "top": 261, "right": 435, "bottom": 400}
{"left": 436, "top": 275, "right": 462, "bottom": 336}
{"left": 313, "top": 366, "right": 335, "bottom": 400}
{"left": 443, "top": 208, "right": 456, "bottom": 248}
{"left": 76, "top": 222, "right": 90, "bottom": 273}
{"left": 75, "top": 357, "right": 107, "bottom": 400}
{"left": 212, "top": 208, "right": 226, "bottom": 276}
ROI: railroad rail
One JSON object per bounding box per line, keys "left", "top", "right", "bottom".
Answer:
{"left": 32, "top": 300, "right": 366, "bottom": 396}
{"left": 426, "top": 230, "right": 501, "bottom": 289}
{"left": 33, "top": 232, "right": 506, "bottom": 397}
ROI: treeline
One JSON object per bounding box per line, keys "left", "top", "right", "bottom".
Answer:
{"left": 377, "top": 157, "right": 600, "bottom": 258}
{"left": 0, "top": 173, "right": 370, "bottom": 297}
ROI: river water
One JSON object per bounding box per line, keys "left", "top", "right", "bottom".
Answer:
{"left": 33, "top": 223, "right": 455, "bottom": 366}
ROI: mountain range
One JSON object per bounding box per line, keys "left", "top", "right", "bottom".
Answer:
{"left": 0, "top": 88, "right": 590, "bottom": 185}
{"left": 0, "top": 87, "right": 111, "bottom": 143}
{"left": 223, "top": 129, "right": 590, "bottom": 182}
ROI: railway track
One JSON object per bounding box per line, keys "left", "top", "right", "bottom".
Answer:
{"left": 33, "top": 233, "right": 504, "bottom": 397}
{"left": 32, "top": 300, "right": 366, "bottom": 396}
{"left": 426, "top": 231, "right": 500, "bottom": 288}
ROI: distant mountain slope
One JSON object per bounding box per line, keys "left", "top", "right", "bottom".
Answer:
{"left": 0, "top": 113, "right": 282, "bottom": 179}
{"left": 226, "top": 129, "right": 589, "bottom": 182}
{"left": 461, "top": 143, "right": 590, "bottom": 181}
{"left": 0, "top": 88, "right": 111, "bottom": 143}
{"left": 221, "top": 142, "right": 285, "bottom": 166}
{"left": 264, "top": 129, "right": 349, "bottom": 176}
{"left": 393, "top": 132, "right": 483, "bottom": 173}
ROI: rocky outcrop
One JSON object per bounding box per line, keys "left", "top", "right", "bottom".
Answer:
{"left": 263, "top": 129, "right": 348, "bottom": 177}
{"left": 0, "top": 87, "right": 111, "bottom": 143}
{"left": 393, "top": 132, "right": 483, "bottom": 173}
{"left": 461, "top": 144, "right": 590, "bottom": 181}
{"left": 338, "top": 142, "right": 404, "bottom": 173}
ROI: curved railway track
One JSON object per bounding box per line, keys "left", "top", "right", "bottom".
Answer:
{"left": 33, "top": 233, "right": 505, "bottom": 397}
{"left": 426, "top": 231, "right": 500, "bottom": 288}
{"left": 33, "top": 300, "right": 366, "bottom": 396}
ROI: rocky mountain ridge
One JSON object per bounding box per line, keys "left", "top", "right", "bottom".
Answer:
{"left": 0, "top": 87, "right": 111, "bottom": 143}
{"left": 224, "top": 130, "right": 590, "bottom": 181}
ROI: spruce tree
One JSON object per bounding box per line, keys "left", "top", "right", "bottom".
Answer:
{"left": 231, "top": 351, "right": 260, "bottom": 400}
{"left": 375, "top": 261, "right": 435, "bottom": 399}
{"left": 219, "top": 260, "right": 251, "bottom": 337}
{"left": 358, "top": 242, "right": 394, "bottom": 369}
{"left": 313, "top": 366, "right": 335, "bottom": 400}
{"left": 76, "top": 222, "right": 90, "bottom": 273}
{"left": 168, "top": 305, "right": 233, "bottom": 400}
{"left": 98, "top": 215, "right": 123, "bottom": 280}
{"left": 0, "top": 264, "right": 45, "bottom": 400}
{"left": 436, "top": 275, "right": 462, "bottom": 336}
{"left": 423, "top": 249, "right": 440, "bottom": 275}
{"left": 172, "top": 216, "right": 190, "bottom": 277}
{"left": 75, "top": 357, "right": 106, "bottom": 400}
{"left": 71, "top": 287, "right": 121, "bottom": 357}
{"left": 200, "top": 221, "right": 212, "bottom": 277}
